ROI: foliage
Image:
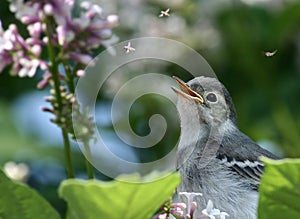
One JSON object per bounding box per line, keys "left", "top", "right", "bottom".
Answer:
{"left": 258, "top": 158, "right": 300, "bottom": 219}
{"left": 59, "top": 172, "right": 180, "bottom": 219}
{"left": 0, "top": 169, "right": 60, "bottom": 219}
{"left": 0, "top": 169, "right": 180, "bottom": 219}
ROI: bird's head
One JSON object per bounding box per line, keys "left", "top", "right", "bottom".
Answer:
{"left": 172, "top": 76, "right": 237, "bottom": 129}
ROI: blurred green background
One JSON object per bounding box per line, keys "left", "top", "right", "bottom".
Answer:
{"left": 0, "top": 0, "right": 300, "bottom": 215}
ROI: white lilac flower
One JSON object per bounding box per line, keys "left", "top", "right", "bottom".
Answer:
{"left": 9, "top": 24, "right": 29, "bottom": 50}
{"left": 9, "top": 0, "right": 40, "bottom": 23}
{"left": 106, "top": 15, "right": 119, "bottom": 28}
{"left": 179, "top": 192, "right": 203, "bottom": 217}
{"left": 18, "top": 58, "right": 41, "bottom": 77}
{"left": 171, "top": 202, "right": 187, "bottom": 218}
{"left": 30, "top": 44, "right": 42, "bottom": 57}
{"left": 3, "top": 161, "right": 30, "bottom": 182}
{"left": 158, "top": 213, "right": 167, "bottom": 219}
{"left": 76, "top": 69, "right": 85, "bottom": 77}
{"left": 53, "top": 1, "right": 118, "bottom": 52}
{"left": 81, "top": 1, "right": 103, "bottom": 18}
{"left": 56, "top": 25, "right": 75, "bottom": 47}
{"left": 44, "top": 0, "right": 74, "bottom": 26}
{"left": 73, "top": 16, "right": 90, "bottom": 30}
{"left": 0, "top": 25, "right": 14, "bottom": 51}
{"left": 0, "top": 23, "right": 14, "bottom": 72}
{"left": 27, "top": 22, "right": 43, "bottom": 39}
{"left": 201, "top": 200, "right": 229, "bottom": 219}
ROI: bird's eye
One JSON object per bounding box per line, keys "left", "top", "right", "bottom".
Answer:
{"left": 206, "top": 93, "right": 217, "bottom": 102}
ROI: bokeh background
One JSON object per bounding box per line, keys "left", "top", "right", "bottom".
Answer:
{"left": 1, "top": 0, "right": 300, "bottom": 214}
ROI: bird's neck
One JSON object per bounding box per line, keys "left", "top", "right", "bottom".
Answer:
{"left": 177, "top": 119, "right": 237, "bottom": 167}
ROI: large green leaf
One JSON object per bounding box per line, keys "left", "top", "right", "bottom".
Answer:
{"left": 59, "top": 172, "right": 180, "bottom": 219}
{"left": 258, "top": 158, "right": 300, "bottom": 219}
{"left": 0, "top": 170, "right": 60, "bottom": 219}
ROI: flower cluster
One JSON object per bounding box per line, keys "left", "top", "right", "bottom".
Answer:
{"left": 0, "top": 21, "right": 46, "bottom": 77}
{"left": 0, "top": 0, "right": 119, "bottom": 147}
{"left": 199, "top": 200, "right": 229, "bottom": 219}
{"left": 43, "top": 85, "right": 94, "bottom": 142}
{"left": 1, "top": 0, "right": 118, "bottom": 79}
{"left": 152, "top": 200, "right": 187, "bottom": 219}
{"left": 153, "top": 192, "right": 229, "bottom": 219}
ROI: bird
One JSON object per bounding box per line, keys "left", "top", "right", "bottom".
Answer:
{"left": 172, "top": 76, "right": 278, "bottom": 219}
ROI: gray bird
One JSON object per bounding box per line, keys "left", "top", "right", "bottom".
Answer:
{"left": 172, "top": 76, "right": 278, "bottom": 219}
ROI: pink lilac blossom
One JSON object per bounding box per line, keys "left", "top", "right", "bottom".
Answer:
{"left": 152, "top": 202, "right": 187, "bottom": 219}
{"left": 153, "top": 192, "right": 229, "bottom": 219}
{"left": 1, "top": 0, "right": 118, "bottom": 79}
{"left": 0, "top": 22, "right": 44, "bottom": 77}
{"left": 0, "top": 22, "right": 13, "bottom": 72}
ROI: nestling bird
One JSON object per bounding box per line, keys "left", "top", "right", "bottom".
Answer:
{"left": 172, "top": 76, "right": 278, "bottom": 219}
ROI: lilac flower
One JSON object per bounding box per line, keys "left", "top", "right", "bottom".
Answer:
{"left": 200, "top": 200, "right": 229, "bottom": 219}
{"left": 179, "top": 192, "right": 203, "bottom": 217}
{"left": 3, "top": 161, "right": 30, "bottom": 182}
{"left": 152, "top": 213, "right": 167, "bottom": 219}
{"left": 18, "top": 58, "right": 41, "bottom": 77}
{"left": 9, "top": 0, "right": 41, "bottom": 24}
{"left": 69, "top": 52, "right": 93, "bottom": 65}
{"left": 37, "top": 72, "right": 52, "bottom": 89}
{"left": 152, "top": 202, "right": 187, "bottom": 219}
{"left": 0, "top": 53, "right": 12, "bottom": 72}
{"left": 56, "top": 25, "right": 75, "bottom": 47}
{"left": 81, "top": 1, "right": 102, "bottom": 19}
{"left": 30, "top": 44, "right": 42, "bottom": 57}
{"left": 0, "top": 24, "right": 15, "bottom": 72}
{"left": 0, "top": 23, "right": 14, "bottom": 51}
{"left": 3, "top": 0, "right": 118, "bottom": 181}
{"left": 0, "top": 23, "right": 47, "bottom": 77}
{"left": 153, "top": 192, "right": 202, "bottom": 219}
{"left": 1, "top": 0, "right": 119, "bottom": 79}
{"left": 76, "top": 69, "right": 85, "bottom": 77}
{"left": 9, "top": 0, "right": 119, "bottom": 51}
{"left": 27, "top": 22, "right": 43, "bottom": 40}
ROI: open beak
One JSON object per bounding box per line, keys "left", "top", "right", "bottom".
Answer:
{"left": 172, "top": 76, "right": 204, "bottom": 103}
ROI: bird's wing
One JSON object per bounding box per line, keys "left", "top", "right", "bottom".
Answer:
{"left": 217, "top": 130, "right": 278, "bottom": 190}
{"left": 217, "top": 154, "right": 264, "bottom": 189}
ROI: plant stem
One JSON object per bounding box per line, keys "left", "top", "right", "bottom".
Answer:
{"left": 84, "top": 141, "right": 94, "bottom": 179}
{"left": 62, "top": 129, "right": 74, "bottom": 178}
{"left": 85, "top": 159, "right": 94, "bottom": 179}
{"left": 62, "top": 62, "right": 94, "bottom": 179}
{"left": 45, "top": 19, "right": 74, "bottom": 178}
{"left": 63, "top": 61, "right": 75, "bottom": 93}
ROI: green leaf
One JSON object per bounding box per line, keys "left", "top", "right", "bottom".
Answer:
{"left": 59, "top": 172, "right": 180, "bottom": 219}
{"left": 258, "top": 158, "right": 300, "bottom": 219}
{"left": 0, "top": 170, "right": 60, "bottom": 219}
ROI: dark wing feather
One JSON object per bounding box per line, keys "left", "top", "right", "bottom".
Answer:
{"left": 218, "top": 155, "right": 264, "bottom": 190}
{"left": 217, "top": 128, "right": 278, "bottom": 190}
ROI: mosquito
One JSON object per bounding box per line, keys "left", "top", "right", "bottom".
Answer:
{"left": 263, "top": 50, "right": 277, "bottom": 57}
{"left": 124, "top": 42, "right": 135, "bottom": 53}
{"left": 159, "top": 8, "right": 170, "bottom": 17}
